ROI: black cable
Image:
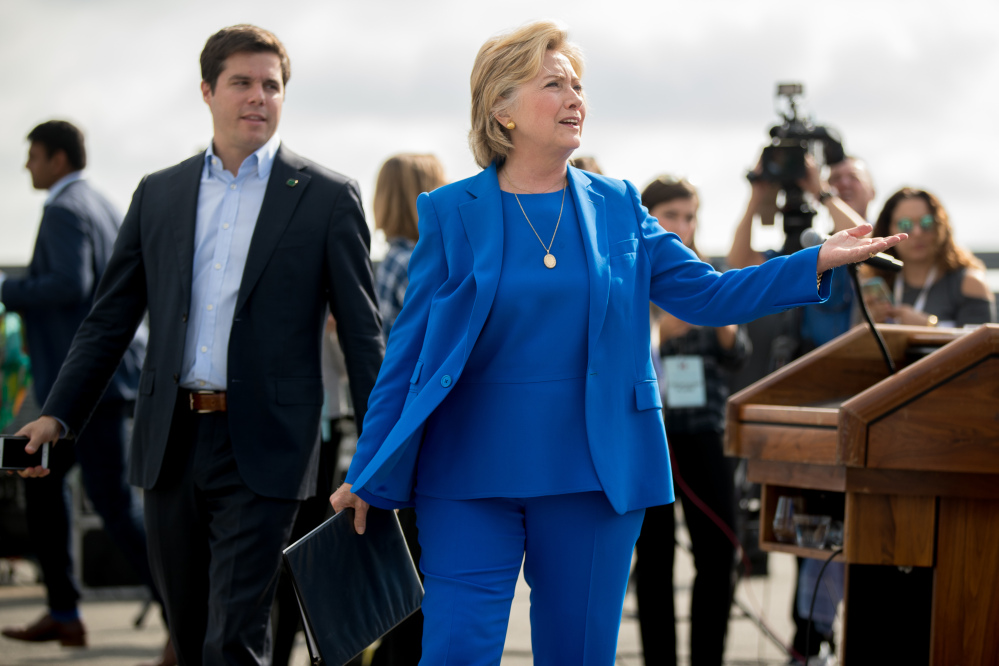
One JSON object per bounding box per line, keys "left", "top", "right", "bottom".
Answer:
{"left": 803, "top": 547, "right": 844, "bottom": 664}
{"left": 847, "top": 264, "right": 896, "bottom": 374}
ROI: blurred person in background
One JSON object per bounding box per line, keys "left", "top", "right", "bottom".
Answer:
{"left": 865, "top": 187, "right": 994, "bottom": 327}
{"left": 634, "top": 175, "right": 750, "bottom": 666}
{"left": 374, "top": 154, "right": 448, "bottom": 341}
{"left": 0, "top": 120, "right": 171, "bottom": 665}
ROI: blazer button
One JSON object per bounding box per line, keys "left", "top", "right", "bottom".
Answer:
{"left": 440, "top": 375, "right": 452, "bottom": 388}
{"left": 182, "top": 313, "right": 188, "bottom": 322}
{"left": 172, "top": 373, "right": 179, "bottom": 383}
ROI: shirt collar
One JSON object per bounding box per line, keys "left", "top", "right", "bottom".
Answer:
{"left": 203, "top": 133, "right": 281, "bottom": 181}
{"left": 44, "top": 171, "right": 83, "bottom": 206}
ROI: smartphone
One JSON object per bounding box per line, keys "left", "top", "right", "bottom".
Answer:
{"left": 0, "top": 437, "right": 50, "bottom": 470}
{"left": 862, "top": 277, "right": 893, "bottom": 309}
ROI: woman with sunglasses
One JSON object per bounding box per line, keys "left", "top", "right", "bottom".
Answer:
{"left": 867, "top": 188, "right": 994, "bottom": 327}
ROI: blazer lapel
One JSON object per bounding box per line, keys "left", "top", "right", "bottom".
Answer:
{"left": 568, "top": 166, "right": 609, "bottom": 355}
{"left": 167, "top": 154, "right": 204, "bottom": 308}
{"left": 235, "top": 146, "right": 310, "bottom": 314}
{"left": 459, "top": 164, "right": 504, "bottom": 362}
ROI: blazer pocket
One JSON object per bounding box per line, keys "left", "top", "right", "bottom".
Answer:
{"left": 275, "top": 378, "right": 324, "bottom": 405}
{"left": 139, "top": 369, "right": 155, "bottom": 396}
{"left": 409, "top": 359, "right": 424, "bottom": 385}
{"left": 634, "top": 380, "right": 662, "bottom": 411}
{"left": 609, "top": 238, "right": 639, "bottom": 257}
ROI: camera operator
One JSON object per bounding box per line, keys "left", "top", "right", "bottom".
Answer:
{"left": 727, "top": 154, "right": 868, "bottom": 353}
{"left": 828, "top": 156, "right": 876, "bottom": 222}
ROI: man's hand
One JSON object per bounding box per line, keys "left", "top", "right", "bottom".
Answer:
{"left": 13, "top": 416, "right": 62, "bottom": 478}
{"left": 816, "top": 224, "right": 907, "bottom": 274}
{"left": 329, "top": 482, "right": 370, "bottom": 535}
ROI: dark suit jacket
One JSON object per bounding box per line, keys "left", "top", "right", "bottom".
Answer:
{"left": 1, "top": 178, "right": 144, "bottom": 404}
{"left": 43, "top": 147, "right": 384, "bottom": 500}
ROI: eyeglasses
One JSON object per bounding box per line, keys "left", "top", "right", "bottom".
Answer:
{"left": 894, "top": 215, "right": 935, "bottom": 233}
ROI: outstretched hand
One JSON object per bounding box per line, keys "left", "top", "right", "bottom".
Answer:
{"left": 329, "top": 482, "right": 370, "bottom": 535}
{"left": 816, "top": 223, "right": 907, "bottom": 274}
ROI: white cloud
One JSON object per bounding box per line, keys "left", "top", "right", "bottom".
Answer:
{"left": 2, "top": 0, "right": 996, "bottom": 264}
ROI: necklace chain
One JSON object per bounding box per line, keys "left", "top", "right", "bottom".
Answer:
{"left": 502, "top": 171, "right": 566, "bottom": 269}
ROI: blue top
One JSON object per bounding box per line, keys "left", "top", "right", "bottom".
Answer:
{"left": 416, "top": 188, "right": 601, "bottom": 498}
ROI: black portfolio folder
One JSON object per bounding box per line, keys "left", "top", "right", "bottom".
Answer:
{"left": 282, "top": 507, "right": 424, "bottom": 666}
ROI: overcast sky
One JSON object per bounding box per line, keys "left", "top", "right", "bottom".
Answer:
{"left": 2, "top": 0, "right": 997, "bottom": 266}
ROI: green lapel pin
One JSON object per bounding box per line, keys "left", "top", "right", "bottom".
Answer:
{"left": 286, "top": 178, "right": 299, "bottom": 187}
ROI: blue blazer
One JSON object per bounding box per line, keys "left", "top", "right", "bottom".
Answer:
{"left": 0, "top": 178, "right": 145, "bottom": 405}
{"left": 346, "top": 165, "right": 828, "bottom": 514}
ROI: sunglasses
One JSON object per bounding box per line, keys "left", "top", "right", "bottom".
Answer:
{"left": 895, "top": 214, "right": 935, "bottom": 233}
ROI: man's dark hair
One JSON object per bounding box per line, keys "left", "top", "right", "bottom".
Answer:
{"left": 201, "top": 24, "right": 291, "bottom": 92}
{"left": 27, "top": 120, "right": 86, "bottom": 171}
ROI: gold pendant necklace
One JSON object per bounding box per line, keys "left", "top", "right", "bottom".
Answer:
{"left": 504, "top": 172, "right": 567, "bottom": 269}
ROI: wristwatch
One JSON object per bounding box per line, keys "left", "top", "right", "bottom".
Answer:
{"left": 817, "top": 189, "right": 834, "bottom": 204}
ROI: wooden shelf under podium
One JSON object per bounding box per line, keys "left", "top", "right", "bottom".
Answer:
{"left": 725, "top": 323, "right": 999, "bottom": 665}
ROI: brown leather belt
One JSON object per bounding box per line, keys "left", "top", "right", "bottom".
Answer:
{"left": 187, "top": 390, "right": 227, "bottom": 413}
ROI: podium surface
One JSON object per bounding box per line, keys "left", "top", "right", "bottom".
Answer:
{"left": 726, "top": 323, "right": 999, "bottom": 665}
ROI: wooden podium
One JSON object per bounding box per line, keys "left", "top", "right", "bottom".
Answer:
{"left": 725, "top": 323, "right": 999, "bottom": 665}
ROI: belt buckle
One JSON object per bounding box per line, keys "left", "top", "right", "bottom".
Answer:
{"left": 190, "top": 390, "right": 216, "bottom": 414}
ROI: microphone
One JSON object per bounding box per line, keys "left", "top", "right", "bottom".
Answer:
{"left": 799, "top": 228, "right": 904, "bottom": 272}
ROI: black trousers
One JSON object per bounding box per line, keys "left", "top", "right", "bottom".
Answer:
{"left": 145, "top": 397, "right": 299, "bottom": 666}
{"left": 635, "top": 430, "right": 737, "bottom": 666}
{"left": 23, "top": 399, "right": 161, "bottom": 613}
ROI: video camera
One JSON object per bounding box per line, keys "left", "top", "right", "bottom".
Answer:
{"left": 748, "top": 83, "right": 846, "bottom": 253}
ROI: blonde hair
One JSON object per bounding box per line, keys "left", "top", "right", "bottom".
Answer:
{"left": 468, "top": 21, "right": 584, "bottom": 169}
{"left": 373, "top": 154, "right": 447, "bottom": 242}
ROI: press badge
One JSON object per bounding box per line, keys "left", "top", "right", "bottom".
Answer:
{"left": 663, "top": 355, "right": 706, "bottom": 408}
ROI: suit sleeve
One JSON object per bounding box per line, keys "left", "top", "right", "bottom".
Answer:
{"left": 0, "top": 206, "right": 94, "bottom": 309}
{"left": 345, "top": 190, "right": 448, "bottom": 485}
{"left": 324, "top": 178, "right": 385, "bottom": 432}
{"left": 627, "top": 180, "right": 830, "bottom": 325}
{"left": 42, "top": 178, "right": 151, "bottom": 433}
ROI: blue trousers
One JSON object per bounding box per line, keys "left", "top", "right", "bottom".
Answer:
{"left": 414, "top": 492, "right": 645, "bottom": 666}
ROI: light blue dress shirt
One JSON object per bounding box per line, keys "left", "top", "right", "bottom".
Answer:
{"left": 180, "top": 134, "right": 280, "bottom": 390}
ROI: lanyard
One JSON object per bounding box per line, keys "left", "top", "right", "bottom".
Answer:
{"left": 894, "top": 264, "right": 938, "bottom": 314}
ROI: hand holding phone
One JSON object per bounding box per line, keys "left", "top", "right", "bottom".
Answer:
{"left": 861, "top": 277, "right": 894, "bottom": 323}
{"left": 0, "top": 436, "right": 50, "bottom": 471}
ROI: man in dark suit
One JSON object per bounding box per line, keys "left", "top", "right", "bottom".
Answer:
{"left": 16, "top": 25, "right": 384, "bottom": 665}
{"left": 0, "top": 120, "right": 165, "bottom": 656}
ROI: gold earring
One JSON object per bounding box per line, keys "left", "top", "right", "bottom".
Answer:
{"left": 506, "top": 121, "right": 516, "bottom": 130}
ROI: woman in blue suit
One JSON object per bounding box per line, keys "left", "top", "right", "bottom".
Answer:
{"left": 331, "top": 21, "right": 905, "bottom": 665}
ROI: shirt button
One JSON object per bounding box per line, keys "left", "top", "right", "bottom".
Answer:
{"left": 199, "top": 380, "right": 206, "bottom": 387}
{"left": 206, "top": 304, "right": 213, "bottom": 311}
{"left": 201, "top": 346, "right": 208, "bottom": 353}
{"left": 440, "top": 375, "right": 452, "bottom": 388}
{"left": 230, "top": 183, "right": 237, "bottom": 190}
{"left": 222, "top": 224, "right": 230, "bottom": 230}
{"left": 214, "top": 263, "right": 222, "bottom": 270}
{"left": 212, "top": 159, "right": 218, "bottom": 166}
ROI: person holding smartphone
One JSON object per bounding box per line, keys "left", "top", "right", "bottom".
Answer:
{"left": 865, "top": 187, "right": 994, "bottom": 328}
